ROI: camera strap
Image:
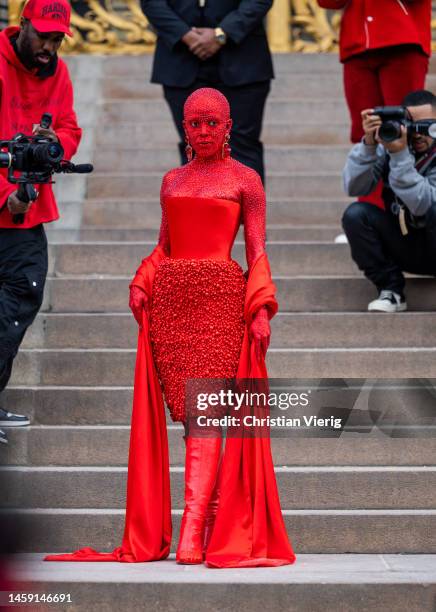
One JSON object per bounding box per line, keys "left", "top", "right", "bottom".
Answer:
{"left": 398, "top": 206, "right": 408, "bottom": 236}
{"left": 414, "top": 142, "right": 436, "bottom": 173}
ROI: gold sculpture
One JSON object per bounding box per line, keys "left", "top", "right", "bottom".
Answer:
{"left": 7, "top": 0, "right": 436, "bottom": 55}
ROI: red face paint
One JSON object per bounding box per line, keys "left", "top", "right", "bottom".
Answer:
{"left": 183, "top": 88, "right": 232, "bottom": 160}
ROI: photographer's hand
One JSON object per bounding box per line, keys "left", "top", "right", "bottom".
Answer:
{"left": 32, "top": 124, "right": 59, "bottom": 143}
{"left": 361, "top": 109, "right": 381, "bottom": 146}
{"left": 377, "top": 125, "right": 408, "bottom": 154}
{"left": 7, "top": 191, "right": 32, "bottom": 215}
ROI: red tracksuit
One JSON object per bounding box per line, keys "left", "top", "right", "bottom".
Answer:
{"left": 0, "top": 26, "right": 82, "bottom": 228}
{"left": 318, "top": 0, "right": 431, "bottom": 142}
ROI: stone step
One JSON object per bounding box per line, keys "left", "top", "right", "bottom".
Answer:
{"left": 92, "top": 145, "right": 350, "bottom": 173}
{"left": 98, "top": 74, "right": 436, "bottom": 101}
{"left": 46, "top": 226, "right": 342, "bottom": 243}
{"left": 48, "top": 242, "right": 357, "bottom": 276}
{"left": 7, "top": 552, "right": 436, "bottom": 612}
{"left": 10, "top": 347, "right": 436, "bottom": 386}
{"left": 95, "top": 122, "right": 351, "bottom": 145}
{"left": 86, "top": 172, "right": 344, "bottom": 199}
{"left": 84, "top": 51, "right": 436, "bottom": 76}
{"left": 3, "top": 466, "right": 436, "bottom": 510}
{"left": 41, "top": 276, "right": 436, "bottom": 314}
{"left": 3, "top": 508, "right": 435, "bottom": 554}
{"left": 4, "top": 385, "right": 435, "bottom": 435}
{"left": 95, "top": 100, "right": 349, "bottom": 126}
{"left": 93, "top": 53, "right": 340, "bottom": 77}
{"left": 81, "top": 198, "right": 350, "bottom": 228}
{"left": 22, "top": 312, "right": 436, "bottom": 350}
{"left": 4, "top": 383, "right": 436, "bottom": 437}
{"left": 3, "top": 426, "right": 436, "bottom": 467}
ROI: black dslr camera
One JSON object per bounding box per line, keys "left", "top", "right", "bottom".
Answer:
{"left": 372, "top": 106, "right": 436, "bottom": 142}
{"left": 0, "top": 112, "right": 93, "bottom": 224}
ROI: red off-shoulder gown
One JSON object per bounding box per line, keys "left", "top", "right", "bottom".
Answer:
{"left": 44, "top": 191, "right": 296, "bottom": 568}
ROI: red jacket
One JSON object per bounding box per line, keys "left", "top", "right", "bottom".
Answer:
{"left": 0, "top": 27, "right": 82, "bottom": 228}
{"left": 317, "top": 0, "right": 432, "bottom": 62}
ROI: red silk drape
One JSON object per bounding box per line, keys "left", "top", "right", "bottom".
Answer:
{"left": 205, "top": 252, "right": 296, "bottom": 567}
{"left": 44, "top": 245, "right": 171, "bottom": 563}
{"left": 44, "top": 249, "right": 296, "bottom": 567}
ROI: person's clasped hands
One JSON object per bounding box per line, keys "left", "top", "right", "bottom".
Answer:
{"left": 182, "top": 27, "right": 222, "bottom": 61}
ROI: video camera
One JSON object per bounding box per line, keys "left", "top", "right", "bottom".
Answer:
{"left": 0, "top": 112, "right": 93, "bottom": 224}
{"left": 372, "top": 106, "right": 436, "bottom": 143}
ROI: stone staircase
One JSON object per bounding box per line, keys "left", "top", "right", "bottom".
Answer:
{"left": 2, "top": 54, "right": 436, "bottom": 611}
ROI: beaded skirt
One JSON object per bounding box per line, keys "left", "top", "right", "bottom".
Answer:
{"left": 149, "top": 258, "right": 246, "bottom": 422}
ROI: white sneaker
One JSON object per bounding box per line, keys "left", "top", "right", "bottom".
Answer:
{"left": 368, "top": 290, "right": 407, "bottom": 313}
{"left": 0, "top": 408, "right": 30, "bottom": 427}
{"left": 334, "top": 233, "right": 348, "bottom": 244}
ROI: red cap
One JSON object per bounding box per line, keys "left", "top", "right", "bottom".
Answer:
{"left": 22, "top": 0, "right": 73, "bottom": 37}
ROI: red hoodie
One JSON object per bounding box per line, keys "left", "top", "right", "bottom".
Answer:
{"left": 317, "top": 0, "right": 431, "bottom": 62}
{"left": 0, "top": 26, "right": 82, "bottom": 228}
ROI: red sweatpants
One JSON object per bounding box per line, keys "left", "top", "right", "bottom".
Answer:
{"left": 343, "top": 45, "right": 428, "bottom": 207}
{"left": 343, "top": 44, "right": 429, "bottom": 143}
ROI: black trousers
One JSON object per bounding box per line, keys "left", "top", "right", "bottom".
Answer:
{"left": 163, "top": 79, "right": 271, "bottom": 183}
{"left": 0, "top": 225, "right": 48, "bottom": 394}
{"left": 342, "top": 201, "right": 436, "bottom": 294}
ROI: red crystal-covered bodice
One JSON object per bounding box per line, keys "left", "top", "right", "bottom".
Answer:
{"left": 165, "top": 196, "right": 241, "bottom": 261}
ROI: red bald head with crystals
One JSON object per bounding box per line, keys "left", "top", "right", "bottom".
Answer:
{"left": 183, "top": 88, "right": 232, "bottom": 160}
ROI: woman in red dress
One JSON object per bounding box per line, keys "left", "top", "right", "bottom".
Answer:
{"left": 45, "top": 87, "right": 295, "bottom": 568}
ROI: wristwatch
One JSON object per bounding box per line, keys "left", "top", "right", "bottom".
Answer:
{"left": 214, "top": 27, "right": 227, "bottom": 45}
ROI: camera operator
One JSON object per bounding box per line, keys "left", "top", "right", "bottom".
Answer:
{"left": 342, "top": 90, "right": 436, "bottom": 313}
{"left": 0, "top": 0, "right": 81, "bottom": 443}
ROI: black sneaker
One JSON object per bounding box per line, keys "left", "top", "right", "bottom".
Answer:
{"left": 368, "top": 290, "right": 407, "bottom": 313}
{"left": 0, "top": 428, "right": 7, "bottom": 444}
{"left": 0, "top": 407, "right": 30, "bottom": 427}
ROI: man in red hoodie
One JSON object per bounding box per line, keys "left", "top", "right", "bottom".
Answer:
{"left": 318, "top": 0, "right": 431, "bottom": 209}
{"left": 0, "top": 0, "right": 81, "bottom": 442}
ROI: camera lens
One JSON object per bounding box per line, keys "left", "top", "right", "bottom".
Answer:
{"left": 0, "top": 152, "right": 11, "bottom": 168}
{"left": 379, "top": 121, "right": 402, "bottom": 142}
{"left": 32, "top": 142, "right": 64, "bottom": 165}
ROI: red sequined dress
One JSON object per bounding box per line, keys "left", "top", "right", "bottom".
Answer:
{"left": 149, "top": 194, "right": 245, "bottom": 422}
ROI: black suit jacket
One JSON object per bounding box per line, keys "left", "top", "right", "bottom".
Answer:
{"left": 141, "top": 0, "right": 274, "bottom": 87}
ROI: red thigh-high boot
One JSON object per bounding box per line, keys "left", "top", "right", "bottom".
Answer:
{"left": 202, "top": 445, "right": 223, "bottom": 554}
{"left": 176, "top": 427, "right": 222, "bottom": 564}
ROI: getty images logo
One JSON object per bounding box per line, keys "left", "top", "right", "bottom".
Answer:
{"left": 41, "top": 2, "right": 68, "bottom": 20}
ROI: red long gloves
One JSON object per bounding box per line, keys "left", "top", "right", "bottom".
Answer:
{"left": 129, "top": 285, "right": 148, "bottom": 326}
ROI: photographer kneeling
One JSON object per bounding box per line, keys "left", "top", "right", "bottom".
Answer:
{"left": 342, "top": 90, "right": 436, "bottom": 313}
{"left": 0, "top": 0, "right": 81, "bottom": 444}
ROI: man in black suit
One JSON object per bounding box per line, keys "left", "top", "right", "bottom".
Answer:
{"left": 141, "top": 0, "right": 274, "bottom": 182}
